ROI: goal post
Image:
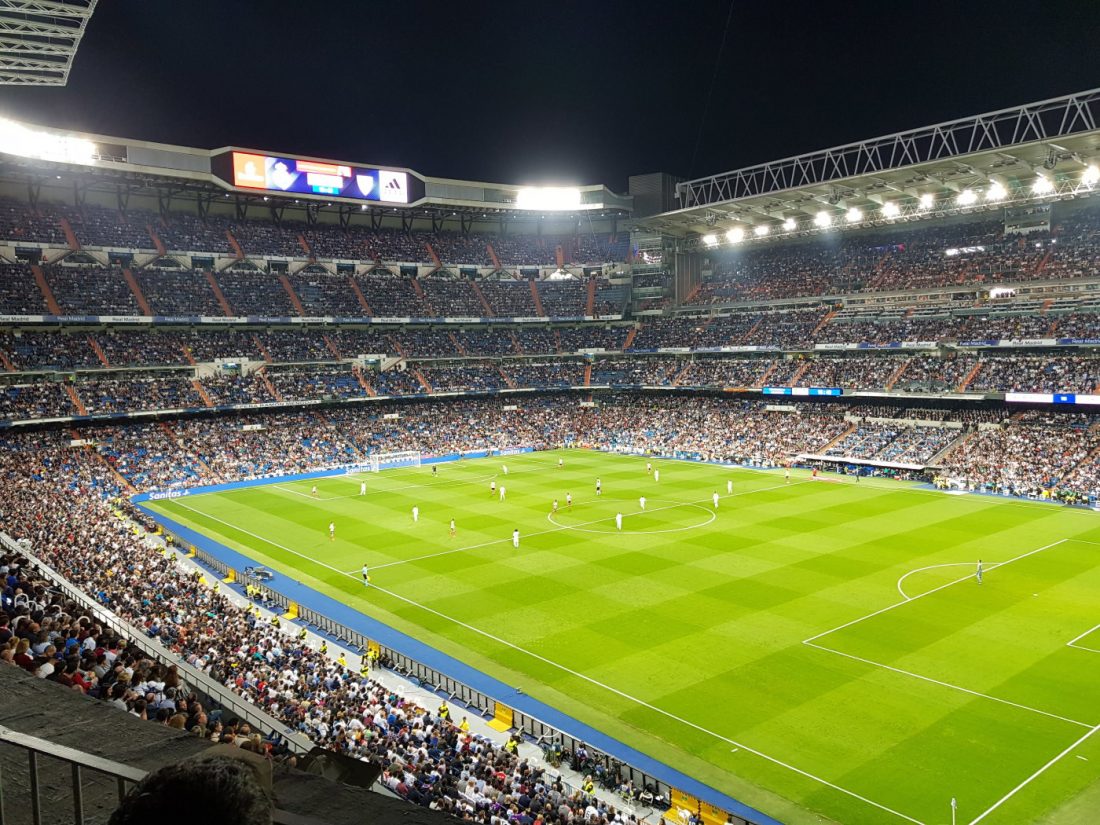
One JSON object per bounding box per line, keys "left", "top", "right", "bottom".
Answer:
{"left": 367, "top": 450, "right": 422, "bottom": 473}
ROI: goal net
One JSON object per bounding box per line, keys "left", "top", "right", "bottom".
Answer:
{"left": 367, "top": 450, "right": 422, "bottom": 473}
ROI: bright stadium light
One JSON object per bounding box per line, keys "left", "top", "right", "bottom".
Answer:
{"left": 725, "top": 227, "right": 745, "bottom": 243}
{"left": 1083, "top": 165, "right": 1100, "bottom": 186}
{"left": 845, "top": 207, "right": 862, "bottom": 223}
{"left": 515, "top": 186, "right": 582, "bottom": 210}
{"left": 782, "top": 217, "right": 797, "bottom": 231}
{"left": 1032, "top": 175, "right": 1054, "bottom": 195}
{"left": 702, "top": 233, "right": 718, "bottom": 247}
{"left": 0, "top": 118, "right": 96, "bottom": 165}
{"left": 881, "top": 201, "right": 900, "bottom": 218}
{"left": 986, "top": 182, "right": 1007, "bottom": 201}
{"left": 814, "top": 211, "right": 832, "bottom": 228}
{"left": 918, "top": 193, "right": 935, "bottom": 210}
{"left": 956, "top": 189, "right": 977, "bottom": 206}
{"left": 753, "top": 224, "right": 770, "bottom": 237}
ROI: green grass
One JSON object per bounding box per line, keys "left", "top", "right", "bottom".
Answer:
{"left": 146, "top": 450, "right": 1100, "bottom": 825}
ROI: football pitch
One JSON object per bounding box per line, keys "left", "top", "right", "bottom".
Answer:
{"left": 146, "top": 449, "right": 1100, "bottom": 825}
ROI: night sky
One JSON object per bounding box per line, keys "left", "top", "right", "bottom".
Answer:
{"left": 1, "top": 0, "right": 1098, "bottom": 191}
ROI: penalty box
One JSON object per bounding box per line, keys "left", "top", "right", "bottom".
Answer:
{"left": 805, "top": 537, "right": 1100, "bottom": 729}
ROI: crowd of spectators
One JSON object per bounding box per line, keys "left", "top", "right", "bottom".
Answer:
{"left": 61, "top": 204, "right": 157, "bottom": 250}
{"left": 47, "top": 266, "right": 140, "bottom": 315}
{"left": 136, "top": 268, "right": 227, "bottom": 317}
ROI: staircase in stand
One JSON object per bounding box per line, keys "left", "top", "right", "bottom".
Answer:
{"left": 884, "top": 357, "right": 912, "bottom": 391}
{"left": 486, "top": 243, "right": 502, "bottom": 271}
{"left": 322, "top": 334, "right": 342, "bottom": 359}
{"left": 789, "top": 360, "right": 813, "bottom": 386}
{"left": 181, "top": 345, "right": 197, "bottom": 366}
{"left": 252, "top": 335, "right": 273, "bottom": 364}
{"left": 425, "top": 241, "right": 442, "bottom": 269}
{"left": 190, "top": 379, "right": 214, "bottom": 408}
{"left": 553, "top": 328, "right": 563, "bottom": 354}
{"left": 297, "top": 233, "right": 313, "bottom": 258}
{"left": 756, "top": 361, "right": 779, "bottom": 388}
{"left": 88, "top": 336, "right": 110, "bottom": 368}
{"left": 583, "top": 363, "right": 592, "bottom": 387}
{"left": 386, "top": 334, "right": 407, "bottom": 358}
{"left": 78, "top": 433, "right": 135, "bottom": 492}
{"left": 929, "top": 430, "right": 974, "bottom": 465}
{"left": 585, "top": 278, "right": 597, "bottom": 316}
{"left": 59, "top": 216, "right": 81, "bottom": 251}
{"left": 0, "top": 349, "right": 15, "bottom": 372}
{"left": 147, "top": 224, "right": 168, "bottom": 256}
{"left": 497, "top": 366, "right": 517, "bottom": 389}
{"left": 509, "top": 330, "right": 524, "bottom": 355}
{"left": 352, "top": 366, "right": 377, "bottom": 397}
{"left": 64, "top": 384, "right": 87, "bottom": 415}
{"left": 471, "top": 280, "right": 494, "bottom": 316}
{"left": 529, "top": 281, "right": 545, "bottom": 316}
{"left": 820, "top": 423, "right": 856, "bottom": 453}
{"left": 682, "top": 283, "right": 702, "bottom": 305}
{"left": 957, "top": 360, "right": 984, "bottom": 393}
{"left": 278, "top": 274, "right": 306, "bottom": 316}
{"left": 413, "top": 369, "right": 433, "bottom": 393}
{"left": 672, "top": 362, "right": 693, "bottom": 386}
{"left": 812, "top": 310, "right": 836, "bottom": 337}
{"left": 122, "top": 268, "right": 153, "bottom": 316}
{"left": 31, "top": 264, "right": 62, "bottom": 314}
{"left": 739, "top": 317, "right": 763, "bottom": 345}
{"left": 409, "top": 277, "right": 429, "bottom": 313}
{"left": 204, "top": 271, "right": 234, "bottom": 316}
{"left": 447, "top": 331, "right": 467, "bottom": 356}
{"left": 1035, "top": 246, "right": 1055, "bottom": 274}
{"left": 226, "top": 229, "right": 245, "bottom": 259}
{"left": 348, "top": 276, "right": 374, "bottom": 316}
{"left": 622, "top": 326, "right": 638, "bottom": 351}
{"left": 258, "top": 368, "right": 282, "bottom": 401}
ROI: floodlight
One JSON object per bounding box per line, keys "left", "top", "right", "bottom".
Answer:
{"left": 782, "top": 218, "right": 796, "bottom": 231}
{"left": 702, "top": 233, "right": 718, "bottom": 247}
{"left": 516, "top": 187, "right": 582, "bottom": 210}
{"left": 753, "top": 224, "right": 769, "bottom": 237}
{"left": 1083, "top": 165, "right": 1100, "bottom": 186}
{"left": 814, "top": 211, "right": 832, "bottom": 228}
{"left": 0, "top": 118, "right": 95, "bottom": 165}
{"left": 918, "top": 193, "right": 934, "bottom": 210}
{"left": 845, "top": 207, "right": 862, "bottom": 223}
{"left": 881, "top": 201, "right": 900, "bottom": 218}
{"left": 725, "top": 227, "right": 744, "bottom": 243}
{"left": 986, "top": 182, "right": 1007, "bottom": 201}
{"left": 1032, "top": 175, "right": 1054, "bottom": 195}
{"left": 956, "top": 189, "right": 977, "bottom": 206}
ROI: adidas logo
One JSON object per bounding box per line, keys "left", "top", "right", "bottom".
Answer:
{"left": 385, "top": 178, "right": 402, "bottom": 190}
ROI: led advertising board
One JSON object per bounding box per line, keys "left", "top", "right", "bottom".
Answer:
{"left": 215, "top": 151, "right": 421, "bottom": 204}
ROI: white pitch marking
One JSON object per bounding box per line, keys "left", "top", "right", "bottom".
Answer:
{"left": 166, "top": 490, "right": 923, "bottom": 825}
{"left": 1066, "top": 622, "right": 1100, "bottom": 654}
{"left": 968, "top": 721, "right": 1100, "bottom": 824}
{"left": 272, "top": 484, "right": 357, "bottom": 502}
{"left": 896, "top": 561, "right": 1005, "bottom": 601}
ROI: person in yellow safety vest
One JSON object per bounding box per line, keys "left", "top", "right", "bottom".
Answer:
{"left": 581, "top": 776, "right": 594, "bottom": 795}
{"left": 438, "top": 702, "right": 450, "bottom": 722}
{"left": 298, "top": 627, "right": 307, "bottom": 643}
{"left": 459, "top": 716, "right": 470, "bottom": 734}
{"left": 319, "top": 640, "right": 328, "bottom": 656}
{"left": 337, "top": 653, "right": 347, "bottom": 669}
{"left": 504, "top": 736, "right": 518, "bottom": 754}
{"left": 360, "top": 663, "right": 370, "bottom": 679}
{"left": 270, "top": 616, "right": 280, "bottom": 629}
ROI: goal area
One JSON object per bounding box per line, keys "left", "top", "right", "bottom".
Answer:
{"left": 366, "top": 450, "right": 422, "bottom": 473}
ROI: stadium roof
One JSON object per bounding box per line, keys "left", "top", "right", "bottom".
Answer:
{"left": 642, "top": 88, "right": 1100, "bottom": 247}
{"left": 0, "top": 0, "right": 98, "bottom": 86}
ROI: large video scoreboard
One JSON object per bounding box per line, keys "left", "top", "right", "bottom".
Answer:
{"left": 211, "top": 150, "right": 425, "bottom": 205}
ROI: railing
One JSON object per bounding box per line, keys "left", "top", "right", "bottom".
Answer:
{"left": 190, "top": 545, "right": 754, "bottom": 824}
{"left": 0, "top": 534, "right": 313, "bottom": 757}
{"left": 0, "top": 725, "right": 325, "bottom": 825}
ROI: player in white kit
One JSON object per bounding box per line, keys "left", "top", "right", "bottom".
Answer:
{"left": 595, "top": 478, "right": 601, "bottom": 496}
{"left": 713, "top": 491, "right": 720, "bottom": 509}
{"left": 361, "top": 564, "right": 370, "bottom": 586}
{"left": 566, "top": 492, "right": 572, "bottom": 507}
{"left": 501, "top": 464, "right": 508, "bottom": 475}
{"left": 512, "top": 529, "right": 520, "bottom": 549}
{"left": 328, "top": 521, "right": 335, "bottom": 540}
{"left": 412, "top": 505, "right": 419, "bottom": 522}
{"left": 639, "top": 496, "right": 646, "bottom": 511}
{"left": 726, "top": 479, "right": 733, "bottom": 495}
{"left": 490, "top": 480, "right": 496, "bottom": 496}
{"left": 654, "top": 469, "right": 659, "bottom": 483}
{"left": 312, "top": 485, "right": 318, "bottom": 497}
{"left": 552, "top": 499, "right": 558, "bottom": 514}
{"left": 360, "top": 481, "right": 366, "bottom": 496}
{"left": 499, "top": 485, "right": 506, "bottom": 501}
{"left": 615, "top": 512, "right": 623, "bottom": 531}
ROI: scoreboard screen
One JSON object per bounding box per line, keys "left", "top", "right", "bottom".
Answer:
{"left": 213, "top": 151, "right": 422, "bottom": 204}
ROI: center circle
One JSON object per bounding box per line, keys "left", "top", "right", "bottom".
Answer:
{"left": 546, "top": 497, "right": 716, "bottom": 535}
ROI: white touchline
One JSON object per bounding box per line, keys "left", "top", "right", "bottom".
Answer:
{"left": 967, "top": 721, "right": 1100, "bottom": 825}
{"left": 272, "top": 484, "right": 357, "bottom": 502}
{"left": 168, "top": 492, "right": 924, "bottom": 825}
